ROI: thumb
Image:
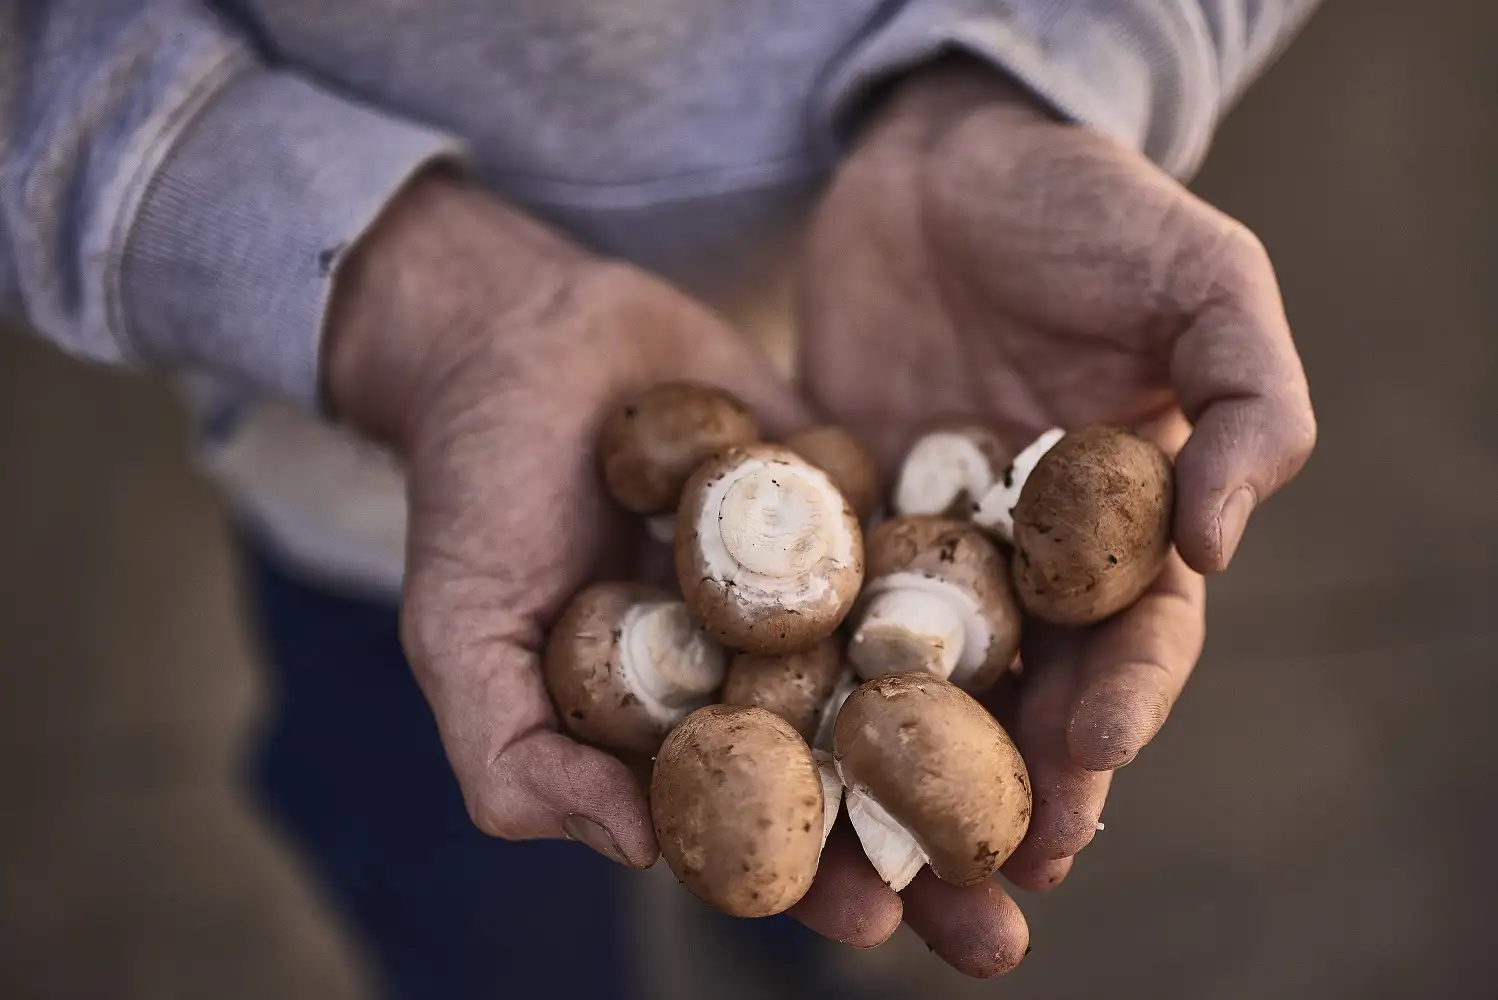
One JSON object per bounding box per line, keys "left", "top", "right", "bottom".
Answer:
{"left": 401, "top": 590, "right": 657, "bottom": 869}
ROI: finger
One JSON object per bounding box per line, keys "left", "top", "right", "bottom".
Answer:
{"left": 1003, "top": 852, "right": 1075, "bottom": 894}
{"left": 900, "top": 870, "right": 1030, "bottom": 978}
{"left": 401, "top": 589, "right": 657, "bottom": 869}
{"left": 788, "top": 818, "right": 903, "bottom": 948}
{"left": 1004, "top": 626, "right": 1112, "bottom": 866}
{"left": 1169, "top": 225, "right": 1317, "bottom": 574}
{"left": 1067, "top": 551, "right": 1206, "bottom": 771}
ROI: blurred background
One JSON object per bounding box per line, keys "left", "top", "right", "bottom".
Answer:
{"left": 2, "top": 2, "right": 1494, "bottom": 997}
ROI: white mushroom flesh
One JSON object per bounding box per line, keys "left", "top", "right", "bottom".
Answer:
{"left": 645, "top": 514, "right": 676, "bottom": 545}
{"left": 849, "top": 573, "right": 991, "bottom": 688}
{"left": 972, "top": 427, "right": 1065, "bottom": 543}
{"left": 836, "top": 757, "right": 928, "bottom": 891}
{"left": 696, "top": 458, "right": 857, "bottom": 609}
{"left": 618, "top": 601, "right": 727, "bottom": 725}
{"left": 892, "top": 432, "right": 997, "bottom": 518}
{"left": 813, "top": 750, "right": 843, "bottom": 851}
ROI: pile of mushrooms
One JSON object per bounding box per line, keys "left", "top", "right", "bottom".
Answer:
{"left": 542, "top": 383, "right": 1176, "bottom": 922}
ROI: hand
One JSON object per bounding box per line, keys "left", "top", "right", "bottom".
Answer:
{"left": 793, "top": 58, "right": 1316, "bottom": 975}
{"left": 324, "top": 173, "right": 808, "bottom": 871}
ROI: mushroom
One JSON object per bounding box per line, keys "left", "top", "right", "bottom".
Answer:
{"left": 722, "top": 637, "right": 861, "bottom": 842}
{"left": 721, "top": 635, "right": 848, "bottom": 745}
{"left": 598, "top": 381, "right": 760, "bottom": 542}
{"left": 833, "top": 673, "right": 1031, "bottom": 890}
{"left": 846, "top": 517, "right": 1021, "bottom": 693}
{"left": 543, "top": 582, "right": 727, "bottom": 756}
{"left": 676, "top": 443, "right": 864, "bottom": 655}
{"left": 891, "top": 421, "right": 1012, "bottom": 520}
{"left": 973, "top": 425, "right": 1174, "bottom": 626}
{"left": 781, "top": 425, "right": 882, "bottom": 522}
{"left": 651, "top": 705, "right": 826, "bottom": 918}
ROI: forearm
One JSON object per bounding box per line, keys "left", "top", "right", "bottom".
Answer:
{"left": 0, "top": 0, "right": 461, "bottom": 408}
{"left": 817, "top": 0, "right": 1325, "bottom": 178}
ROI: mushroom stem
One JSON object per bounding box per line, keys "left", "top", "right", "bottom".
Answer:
{"left": 619, "top": 602, "right": 726, "bottom": 721}
{"left": 972, "top": 427, "right": 1065, "bottom": 543}
{"left": 813, "top": 750, "right": 843, "bottom": 851}
{"left": 849, "top": 590, "right": 965, "bottom": 682}
{"left": 811, "top": 670, "right": 859, "bottom": 754}
{"left": 894, "top": 432, "right": 998, "bottom": 518}
{"left": 645, "top": 514, "right": 676, "bottom": 545}
{"left": 839, "top": 779, "right": 928, "bottom": 891}
{"left": 718, "top": 466, "right": 834, "bottom": 578}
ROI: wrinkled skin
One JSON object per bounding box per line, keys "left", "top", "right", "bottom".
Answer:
{"left": 789, "top": 59, "right": 1316, "bottom": 974}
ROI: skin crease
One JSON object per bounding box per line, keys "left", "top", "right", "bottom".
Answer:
{"left": 320, "top": 52, "right": 1317, "bottom": 978}
{"left": 792, "top": 56, "right": 1314, "bottom": 974}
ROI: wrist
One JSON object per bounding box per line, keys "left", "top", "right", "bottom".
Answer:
{"left": 857, "top": 53, "right": 1055, "bottom": 152}
{"left": 323, "top": 170, "right": 588, "bottom": 446}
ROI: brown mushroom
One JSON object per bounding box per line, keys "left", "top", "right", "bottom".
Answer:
{"left": 833, "top": 673, "right": 1031, "bottom": 890}
{"left": 723, "top": 637, "right": 860, "bottom": 841}
{"left": 891, "top": 421, "right": 1012, "bottom": 520}
{"left": 676, "top": 444, "right": 864, "bottom": 655}
{"left": 845, "top": 517, "right": 1021, "bottom": 693}
{"left": 781, "top": 425, "right": 882, "bottom": 522}
{"left": 598, "top": 382, "right": 760, "bottom": 540}
{"left": 651, "top": 705, "right": 825, "bottom": 918}
{"left": 974, "top": 426, "right": 1174, "bottom": 625}
{"left": 543, "top": 582, "right": 727, "bottom": 756}
{"left": 721, "top": 635, "right": 848, "bottom": 745}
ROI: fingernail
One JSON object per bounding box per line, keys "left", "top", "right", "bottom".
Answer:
{"left": 562, "top": 814, "right": 628, "bottom": 867}
{"left": 1216, "top": 486, "right": 1256, "bottom": 567}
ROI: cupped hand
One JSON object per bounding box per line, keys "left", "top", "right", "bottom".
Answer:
{"left": 792, "top": 58, "right": 1316, "bottom": 974}
{"left": 323, "top": 173, "right": 809, "bottom": 871}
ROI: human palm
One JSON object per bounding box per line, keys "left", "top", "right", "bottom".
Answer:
{"left": 792, "top": 60, "right": 1316, "bottom": 975}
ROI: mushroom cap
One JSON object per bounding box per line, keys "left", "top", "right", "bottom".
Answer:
{"left": 542, "top": 582, "right": 687, "bottom": 756}
{"left": 676, "top": 443, "right": 864, "bottom": 655}
{"left": 598, "top": 381, "right": 760, "bottom": 515}
{"left": 782, "top": 425, "right": 882, "bottom": 521}
{"left": 651, "top": 705, "right": 825, "bottom": 918}
{"left": 722, "top": 635, "right": 847, "bottom": 744}
{"left": 859, "top": 516, "right": 1022, "bottom": 691}
{"left": 892, "top": 420, "right": 1012, "bottom": 519}
{"left": 1011, "top": 425, "right": 1174, "bottom": 626}
{"left": 834, "top": 673, "right": 1031, "bottom": 886}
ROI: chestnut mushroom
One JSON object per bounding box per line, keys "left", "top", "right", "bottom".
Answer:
{"left": 676, "top": 443, "right": 864, "bottom": 655}
{"left": 846, "top": 517, "right": 1021, "bottom": 693}
{"left": 651, "top": 705, "right": 826, "bottom": 918}
{"left": 781, "top": 425, "right": 882, "bottom": 522}
{"left": 891, "top": 421, "right": 1012, "bottom": 520}
{"left": 722, "top": 636, "right": 860, "bottom": 841}
{"left": 543, "top": 582, "right": 727, "bottom": 756}
{"left": 598, "top": 381, "right": 760, "bottom": 542}
{"left": 833, "top": 673, "right": 1031, "bottom": 891}
{"left": 973, "top": 426, "right": 1174, "bottom": 625}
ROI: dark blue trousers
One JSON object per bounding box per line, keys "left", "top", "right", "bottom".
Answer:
{"left": 236, "top": 546, "right": 829, "bottom": 1000}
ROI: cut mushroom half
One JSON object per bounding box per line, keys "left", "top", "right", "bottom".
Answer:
{"left": 677, "top": 444, "right": 864, "bottom": 655}
{"left": 543, "top": 582, "right": 727, "bottom": 756}
{"left": 598, "top": 382, "right": 761, "bottom": 543}
{"left": 975, "top": 425, "right": 1174, "bottom": 625}
{"left": 782, "top": 425, "right": 882, "bottom": 523}
{"left": 651, "top": 705, "right": 826, "bottom": 917}
{"left": 847, "top": 517, "right": 1021, "bottom": 693}
{"left": 892, "top": 421, "right": 1012, "bottom": 520}
{"left": 833, "top": 673, "right": 1031, "bottom": 891}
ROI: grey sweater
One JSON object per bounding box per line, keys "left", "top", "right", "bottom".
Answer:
{"left": 1, "top": 0, "right": 1321, "bottom": 593}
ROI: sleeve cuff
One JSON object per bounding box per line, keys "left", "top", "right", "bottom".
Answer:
{"left": 122, "top": 67, "right": 467, "bottom": 410}
{"left": 814, "top": 1, "right": 1221, "bottom": 179}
